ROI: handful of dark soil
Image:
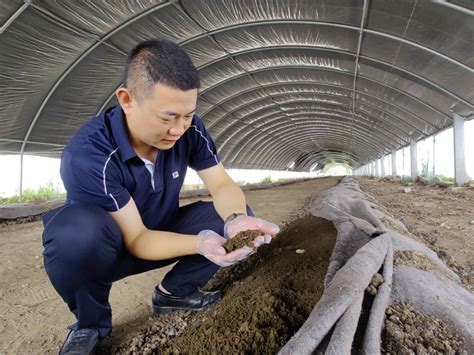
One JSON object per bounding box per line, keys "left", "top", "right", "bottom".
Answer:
{"left": 223, "top": 229, "right": 263, "bottom": 253}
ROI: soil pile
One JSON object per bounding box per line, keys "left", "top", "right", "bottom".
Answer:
{"left": 223, "top": 229, "right": 263, "bottom": 252}
{"left": 382, "top": 302, "right": 465, "bottom": 354}
{"left": 116, "top": 215, "right": 337, "bottom": 354}
{"left": 358, "top": 178, "right": 474, "bottom": 290}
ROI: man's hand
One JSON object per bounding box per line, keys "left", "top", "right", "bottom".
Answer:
{"left": 224, "top": 215, "right": 280, "bottom": 247}
{"left": 196, "top": 230, "right": 252, "bottom": 267}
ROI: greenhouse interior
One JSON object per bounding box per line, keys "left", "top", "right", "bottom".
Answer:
{"left": 0, "top": 1, "right": 473, "bottom": 354}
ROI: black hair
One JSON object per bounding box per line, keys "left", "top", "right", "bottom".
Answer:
{"left": 124, "top": 38, "right": 200, "bottom": 101}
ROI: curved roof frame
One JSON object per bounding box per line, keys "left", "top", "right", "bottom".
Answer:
{"left": 19, "top": 1, "right": 174, "bottom": 157}
{"left": 219, "top": 111, "right": 406, "bottom": 164}
{"left": 210, "top": 96, "right": 422, "bottom": 145}
{"left": 199, "top": 82, "right": 437, "bottom": 136}
{"left": 237, "top": 126, "right": 384, "bottom": 169}
{"left": 196, "top": 44, "right": 467, "bottom": 107}
{"left": 2, "top": 0, "right": 470, "bottom": 175}
{"left": 263, "top": 132, "right": 382, "bottom": 169}
{"left": 295, "top": 150, "right": 361, "bottom": 171}
{"left": 216, "top": 110, "right": 402, "bottom": 157}
{"left": 198, "top": 66, "right": 451, "bottom": 125}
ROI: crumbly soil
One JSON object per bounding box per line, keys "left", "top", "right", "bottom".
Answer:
{"left": 223, "top": 229, "right": 262, "bottom": 253}
{"left": 358, "top": 177, "right": 474, "bottom": 290}
{"left": 382, "top": 302, "right": 465, "bottom": 354}
{"left": 0, "top": 177, "right": 340, "bottom": 354}
{"left": 394, "top": 250, "right": 456, "bottom": 282}
{"left": 1, "top": 176, "right": 473, "bottom": 354}
{"left": 114, "top": 215, "right": 336, "bottom": 354}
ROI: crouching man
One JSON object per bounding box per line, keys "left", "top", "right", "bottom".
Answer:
{"left": 42, "top": 38, "right": 279, "bottom": 355}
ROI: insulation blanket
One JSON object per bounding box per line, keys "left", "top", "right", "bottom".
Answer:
{"left": 279, "top": 177, "right": 474, "bottom": 354}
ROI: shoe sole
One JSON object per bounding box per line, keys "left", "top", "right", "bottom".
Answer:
{"left": 152, "top": 304, "right": 209, "bottom": 316}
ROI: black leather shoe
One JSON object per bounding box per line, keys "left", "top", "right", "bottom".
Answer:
{"left": 152, "top": 287, "right": 222, "bottom": 315}
{"left": 59, "top": 328, "right": 102, "bottom": 355}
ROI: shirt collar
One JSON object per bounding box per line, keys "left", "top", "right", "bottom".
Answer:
{"left": 107, "top": 105, "right": 137, "bottom": 163}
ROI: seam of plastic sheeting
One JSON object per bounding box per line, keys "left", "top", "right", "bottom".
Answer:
{"left": 198, "top": 66, "right": 456, "bottom": 120}
{"left": 249, "top": 122, "right": 396, "bottom": 162}
{"left": 195, "top": 44, "right": 466, "bottom": 113}
{"left": 19, "top": 2, "right": 173, "bottom": 156}
{"left": 296, "top": 153, "right": 358, "bottom": 171}
{"left": 210, "top": 99, "right": 428, "bottom": 143}
{"left": 207, "top": 93, "right": 427, "bottom": 139}
{"left": 179, "top": 19, "right": 470, "bottom": 71}
{"left": 235, "top": 127, "right": 383, "bottom": 168}
{"left": 297, "top": 152, "right": 360, "bottom": 170}
{"left": 199, "top": 81, "right": 446, "bottom": 132}
{"left": 175, "top": 0, "right": 295, "bottom": 129}
{"left": 265, "top": 140, "right": 369, "bottom": 170}
{"left": 218, "top": 114, "right": 406, "bottom": 163}
{"left": 260, "top": 140, "right": 357, "bottom": 171}
{"left": 215, "top": 113, "right": 402, "bottom": 154}
{"left": 251, "top": 130, "right": 385, "bottom": 167}
{"left": 199, "top": 78, "right": 450, "bottom": 128}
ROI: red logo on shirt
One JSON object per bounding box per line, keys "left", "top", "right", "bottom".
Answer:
{"left": 172, "top": 171, "right": 179, "bottom": 179}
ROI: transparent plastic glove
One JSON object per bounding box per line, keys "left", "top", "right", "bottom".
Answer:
{"left": 224, "top": 215, "right": 280, "bottom": 247}
{"left": 196, "top": 230, "right": 252, "bottom": 267}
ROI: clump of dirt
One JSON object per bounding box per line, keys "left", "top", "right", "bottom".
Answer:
{"left": 394, "top": 250, "right": 456, "bottom": 281}
{"left": 116, "top": 215, "right": 337, "bottom": 354}
{"left": 382, "top": 302, "right": 464, "bottom": 354}
{"left": 223, "top": 229, "right": 263, "bottom": 253}
{"left": 366, "top": 272, "right": 384, "bottom": 296}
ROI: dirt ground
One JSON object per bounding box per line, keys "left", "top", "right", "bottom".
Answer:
{"left": 0, "top": 177, "right": 340, "bottom": 354}
{"left": 111, "top": 215, "right": 336, "bottom": 354}
{"left": 358, "top": 177, "right": 474, "bottom": 290}
{"left": 1, "top": 176, "right": 472, "bottom": 354}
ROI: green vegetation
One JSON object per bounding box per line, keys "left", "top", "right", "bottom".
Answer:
{"left": 260, "top": 175, "right": 273, "bottom": 184}
{"left": 435, "top": 174, "right": 454, "bottom": 183}
{"left": 0, "top": 182, "right": 65, "bottom": 205}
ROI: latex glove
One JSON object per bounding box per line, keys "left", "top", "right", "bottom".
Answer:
{"left": 224, "top": 215, "right": 280, "bottom": 247}
{"left": 196, "top": 230, "right": 252, "bottom": 267}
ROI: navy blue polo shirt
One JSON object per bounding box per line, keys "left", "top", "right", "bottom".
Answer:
{"left": 60, "top": 105, "right": 220, "bottom": 230}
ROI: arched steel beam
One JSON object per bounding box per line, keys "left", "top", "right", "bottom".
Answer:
{"left": 213, "top": 102, "right": 417, "bottom": 155}
{"left": 179, "top": 19, "right": 469, "bottom": 70}
{"left": 210, "top": 95, "right": 421, "bottom": 146}
{"left": 217, "top": 111, "right": 401, "bottom": 160}
{"left": 295, "top": 149, "right": 360, "bottom": 170}
{"left": 245, "top": 123, "right": 393, "bottom": 168}
{"left": 199, "top": 81, "right": 448, "bottom": 126}
{"left": 198, "top": 65, "right": 456, "bottom": 125}
{"left": 253, "top": 135, "right": 364, "bottom": 171}
{"left": 235, "top": 126, "right": 383, "bottom": 169}
{"left": 220, "top": 112, "right": 405, "bottom": 164}
{"left": 21, "top": 2, "right": 173, "bottom": 159}
{"left": 0, "top": 1, "right": 31, "bottom": 34}
{"left": 195, "top": 43, "right": 464, "bottom": 106}
{"left": 259, "top": 132, "right": 381, "bottom": 170}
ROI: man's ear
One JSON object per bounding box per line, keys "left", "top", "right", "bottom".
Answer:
{"left": 116, "top": 87, "right": 134, "bottom": 115}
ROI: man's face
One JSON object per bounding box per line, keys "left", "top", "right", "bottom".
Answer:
{"left": 122, "top": 82, "right": 198, "bottom": 151}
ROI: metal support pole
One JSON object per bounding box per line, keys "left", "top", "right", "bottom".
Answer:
{"left": 453, "top": 113, "right": 468, "bottom": 186}
{"left": 391, "top": 150, "right": 397, "bottom": 179}
{"left": 381, "top": 156, "right": 386, "bottom": 177}
{"left": 19, "top": 153, "right": 24, "bottom": 198}
{"left": 432, "top": 135, "right": 436, "bottom": 182}
{"left": 410, "top": 140, "right": 418, "bottom": 182}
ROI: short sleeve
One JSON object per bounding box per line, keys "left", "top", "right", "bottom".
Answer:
{"left": 187, "top": 116, "right": 221, "bottom": 170}
{"left": 60, "top": 146, "right": 131, "bottom": 212}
